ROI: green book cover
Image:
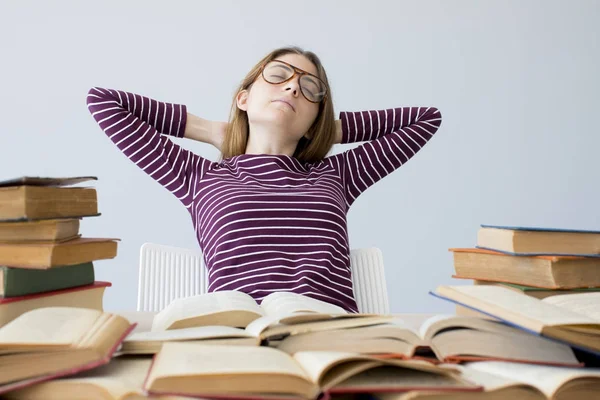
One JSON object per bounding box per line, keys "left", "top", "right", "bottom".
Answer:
{"left": 500, "top": 282, "right": 600, "bottom": 292}
{"left": 1, "top": 262, "right": 95, "bottom": 297}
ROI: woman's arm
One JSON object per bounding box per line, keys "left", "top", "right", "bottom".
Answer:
{"left": 86, "top": 87, "right": 216, "bottom": 209}
{"left": 327, "top": 106, "right": 442, "bottom": 208}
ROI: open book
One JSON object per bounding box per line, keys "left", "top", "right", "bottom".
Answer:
{"left": 431, "top": 285, "right": 600, "bottom": 355}
{"left": 5, "top": 356, "right": 153, "bottom": 400}
{"left": 274, "top": 314, "right": 580, "bottom": 366}
{"left": 375, "top": 361, "right": 600, "bottom": 400}
{"left": 143, "top": 342, "right": 480, "bottom": 399}
{"left": 146, "top": 290, "right": 388, "bottom": 343}
{"left": 0, "top": 307, "right": 134, "bottom": 395}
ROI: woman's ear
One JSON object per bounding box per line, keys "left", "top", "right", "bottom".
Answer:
{"left": 236, "top": 90, "right": 249, "bottom": 111}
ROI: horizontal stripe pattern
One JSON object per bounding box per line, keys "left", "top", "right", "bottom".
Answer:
{"left": 87, "top": 87, "right": 442, "bottom": 312}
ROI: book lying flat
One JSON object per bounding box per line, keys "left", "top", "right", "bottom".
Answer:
{"left": 430, "top": 285, "right": 600, "bottom": 355}
{"left": 0, "top": 184, "right": 99, "bottom": 221}
{"left": 119, "top": 325, "right": 261, "bottom": 355}
{"left": 0, "top": 262, "right": 95, "bottom": 297}
{"left": 0, "top": 218, "right": 80, "bottom": 243}
{"left": 142, "top": 343, "right": 481, "bottom": 399}
{"left": 0, "top": 238, "right": 119, "bottom": 268}
{"left": 151, "top": 290, "right": 389, "bottom": 341}
{"left": 0, "top": 281, "right": 109, "bottom": 328}
{"left": 274, "top": 314, "right": 580, "bottom": 366}
{"left": 451, "top": 248, "right": 600, "bottom": 288}
{"left": 4, "top": 356, "right": 152, "bottom": 400}
{"left": 0, "top": 307, "right": 134, "bottom": 395}
{"left": 375, "top": 361, "right": 600, "bottom": 400}
{"left": 471, "top": 280, "right": 600, "bottom": 299}
{"left": 477, "top": 224, "right": 600, "bottom": 256}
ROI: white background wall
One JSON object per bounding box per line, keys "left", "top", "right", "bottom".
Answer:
{"left": 1, "top": 0, "right": 598, "bottom": 313}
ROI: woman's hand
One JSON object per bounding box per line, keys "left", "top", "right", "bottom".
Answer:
{"left": 184, "top": 113, "right": 228, "bottom": 152}
{"left": 334, "top": 119, "right": 342, "bottom": 144}
{"left": 209, "top": 120, "right": 228, "bottom": 152}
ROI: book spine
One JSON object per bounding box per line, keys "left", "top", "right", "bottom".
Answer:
{"left": 1, "top": 262, "right": 95, "bottom": 297}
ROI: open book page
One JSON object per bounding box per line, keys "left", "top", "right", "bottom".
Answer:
{"left": 148, "top": 342, "right": 311, "bottom": 381}
{"left": 5, "top": 356, "right": 151, "bottom": 399}
{"left": 436, "top": 286, "right": 598, "bottom": 332}
{"left": 542, "top": 293, "right": 600, "bottom": 321}
{"left": 467, "top": 361, "right": 600, "bottom": 398}
{"left": 151, "top": 290, "right": 264, "bottom": 331}
{"left": 0, "top": 307, "right": 103, "bottom": 347}
{"left": 293, "top": 351, "right": 455, "bottom": 389}
{"left": 260, "top": 292, "right": 348, "bottom": 318}
{"left": 418, "top": 314, "right": 527, "bottom": 341}
{"left": 126, "top": 326, "right": 254, "bottom": 343}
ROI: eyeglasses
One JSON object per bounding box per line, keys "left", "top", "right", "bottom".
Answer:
{"left": 260, "top": 59, "right": 328, "bottom": 103}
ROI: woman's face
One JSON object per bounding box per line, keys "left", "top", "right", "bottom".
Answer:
{"left": 237, "top": 53, "right": 321, "bottom": 142}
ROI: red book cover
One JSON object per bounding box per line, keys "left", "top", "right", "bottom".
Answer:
{"left": 0, "top": 281, "right": 111, "bottom": 305}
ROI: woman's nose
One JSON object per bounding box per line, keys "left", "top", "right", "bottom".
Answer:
{"left": 284, "top": 77, "right": 301, "bottom": 96}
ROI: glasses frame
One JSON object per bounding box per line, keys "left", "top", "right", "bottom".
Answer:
{"left": 260, "top": 59, "right": 328, "bottom": 104}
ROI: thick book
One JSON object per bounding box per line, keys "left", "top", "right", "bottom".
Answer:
{"left": 273, "top": 314, "right": 580, "bottom": 367}
{"left": 0, "top": 262, "right": 95, "bottom": 297}
{"left": 150, "top": 290, "right": 388, "bottom": 341}
{"left": 477, "top": 224, "right": 600, "bottom": 256}
{"left": 0, "top": 238, "right": 119, "bottom": 268}
{"left": 0, "top": 184, "right": 99, "bottom": 221}
{"left": 0, "top": 218, "right": 80, "bottom": 243}
{"left": 0, "top": 281, "right": 110, "bottom": 328}
{"left": 375, "top": 361, "right": 600, "bottom": 400}
{"left": 4, "top": 356, "right": 152, "bottom": 400}
{"left": 0, "top": 307, "right": 134, "bottom": 395}
{"left": 142, "top": 342, "right": 481, "bottom": 399}
{"left": 430, "top": 285, "right": 600, "bottom": 355}
{"left": 450, "top": 248, "right": 600, "bottom": 288}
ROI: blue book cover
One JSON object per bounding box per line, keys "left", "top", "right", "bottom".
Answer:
{"left": 478, "top": 224, "right": 600, "bottom": 257}
{"left": 481, "top": 224, "right": 600, "bottom": 234}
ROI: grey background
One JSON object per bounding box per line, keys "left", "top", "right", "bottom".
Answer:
{"left": 1, "top": 0, "right": 598, "bottom": 312}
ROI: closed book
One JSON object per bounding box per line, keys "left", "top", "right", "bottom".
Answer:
{"left": 477, "top": 224, "right": 600, "bottom": 256}
{"left": 450, "top": 248, "right": 600, "bottom": 289}
{"left": 0, "top": 238, "right": 118, "bottom": 269}
{"left": 0, "top": 281, "right": 110, "bottom": 328}
{"left": 0, "top": 176, "right": 99, "bottom": 222}
{"left": 0, "top": 262, "right": 95, "bottom": 297}
{"left": 0, "top": 218, "right": 80, "bottom": 243}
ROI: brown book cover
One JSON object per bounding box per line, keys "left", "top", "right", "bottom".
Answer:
{"left": 0, "top": 218, "right": 80, "bottom": 243}
{"left": 0, "top": 238, "right": 119, "bottom": 269}
{"left": 0, "top": 176, "right": 97, "bottom": 188}
{"left": 450, "top": 248, "right": 600, "bottom": 289}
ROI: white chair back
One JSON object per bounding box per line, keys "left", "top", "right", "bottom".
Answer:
{"left": 138, "top": 243, "right": 389, "bottom": 314}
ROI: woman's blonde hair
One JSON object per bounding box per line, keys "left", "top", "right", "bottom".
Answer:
{"left": 220, "top": 46, "right": 335, "bottom": 164}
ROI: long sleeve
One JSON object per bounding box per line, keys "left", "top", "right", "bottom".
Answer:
{"left": 328, "top": 107, "right": 442, "bottom": 208}
{"left": 86, "top": 87, "right": 215, "bottom": 209}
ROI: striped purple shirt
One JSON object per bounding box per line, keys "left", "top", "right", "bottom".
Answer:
{"left": 87, "top": 87, "right": 442, "bottom": 312}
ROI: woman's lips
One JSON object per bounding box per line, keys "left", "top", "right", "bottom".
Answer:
{"left": 273, "top": 99, "right": 295, "bottom": 112}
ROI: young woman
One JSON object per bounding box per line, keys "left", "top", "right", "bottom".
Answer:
{"left": 87, "top": 46, "right": 442, "bottom": 313}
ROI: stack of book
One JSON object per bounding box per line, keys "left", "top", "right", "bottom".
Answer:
{"left": 448, "top": 224, "right": 600, "bottom": 316}
{"left": 0, "top": 176, "right": 120, "bottom": 327}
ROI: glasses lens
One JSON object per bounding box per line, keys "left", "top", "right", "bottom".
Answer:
{"left": 263, "top": 61, "right": 293, "bottom": 84}
{"left": 300, "top": 75, "right": 326, "bottom": 103}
